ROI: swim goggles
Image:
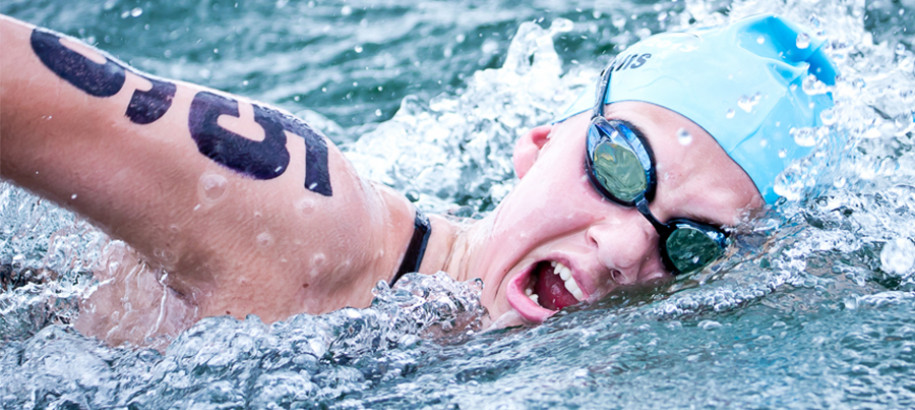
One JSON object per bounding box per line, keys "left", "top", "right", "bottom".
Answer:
{"left": 584, "top": 66, "right": 729, "bottom": 276}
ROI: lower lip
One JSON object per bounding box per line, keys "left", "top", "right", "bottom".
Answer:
{"left": 506, "top": 264, "right": 557, "bottom": 323}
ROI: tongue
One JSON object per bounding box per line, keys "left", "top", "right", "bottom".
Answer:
{"left": 534, "top": 263, "right": 580, "bottom": 311}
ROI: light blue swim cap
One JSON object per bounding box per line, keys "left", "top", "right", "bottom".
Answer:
{"left": 559, "top": 15, "right": 837, "bottom": 203}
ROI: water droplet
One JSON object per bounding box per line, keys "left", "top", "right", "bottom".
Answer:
{"left": 340, "top": 5, "right": 353, "bottom": 16}
{"left": 374, "top": 109, "right": 382, "bottom": 117}
{"left": 199, "top": 173, "right": 228, "bottom": 204}
{"left": 802, "top": 74, "right": 828, "bottom": 95}
{"left": 611, "top": 15, "right": 627, "bottom": 30}
{"left": 256, "top": 232, "right": 274, "bottom": 248}
{"left": 699, "top": 320, "right": 722, "bottom": 330}
{"left": 354, "top": 45, "right": 363, "bottom": 53}
{"left": 311, "top": 253, "right": 326, "bottom": 267}
{"left": 895, "top": 43, "right": 907, "bottom": 56}
{"left": 880, "top": 238, "right": 915, "bottom": 275}
{"left": 548, "top": 18, "right": 574, "bottom": 36}
{"left": 130, "top": 7, "right": 143, "bottom": 17}
{"left": 791, "top": 127, "right": 817, "bottom": 147}
{"left": 833, "top": 176, "right": 847, "bottom": 188}
{"left": 737, "top": 93, "right": 761, "bottom": 113}
{"left": 756, "top": 36, "right": 765, "bottom": 44}
{"left": 676, "top": 128, "right": 693, "bottom": 145}
{"left": 153, "top": 247, "right": 178, "bottom": 267}
{"left": 778, "top": 149, "right": 787, "bottom": 158}
{"left": 773, "top": 163, "right": 809, "bottom": 201}
{"left": 819, "top": 108, "right": 837, "bottom": 125}
{"left": 296, "top": 197, "right": 315, "bottom": 215}
{"left": 725, "top": 108, "right": 735, "bottom": 119}
{"left": 796, "top": 33, "right": 810, "bottom": 49}
{"left": 70, "top": 193, "right": 78, "bottom": 200}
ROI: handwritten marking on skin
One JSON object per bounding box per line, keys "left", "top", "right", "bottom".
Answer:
{"left": 30, "top": 28, "right": 332, "bottom": 196}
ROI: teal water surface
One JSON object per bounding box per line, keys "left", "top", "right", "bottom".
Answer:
{"left": 2, "top": 0, "right": 915, "bottom": 408}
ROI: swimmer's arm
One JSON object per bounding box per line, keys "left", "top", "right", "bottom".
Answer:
{"left": 0, "top": 15, "right": 413, "bottom": 320}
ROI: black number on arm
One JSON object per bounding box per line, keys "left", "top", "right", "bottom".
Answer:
{"left": 126, "top": 77, "right": 177, "bottom": 124}
{"left": 189, "top": 92, "right": 290, "bottom": 180}
{"left": 30, "top": 28, "right": 175, "bottom": 124}
{"left": 260, "top": 106, "right": 333, "bottom": 197}
{"left": 188, "top": 92, "right": 333, "bottom": 196}
{"left": 30, "top": 28, "right": 125, "bottom": 97}
{"left": 30, "top": 27, "right": 331, "bottom": 196}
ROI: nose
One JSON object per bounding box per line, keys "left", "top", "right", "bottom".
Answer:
{"left": 586, "top": 210, "right": 664, "bottom": 285}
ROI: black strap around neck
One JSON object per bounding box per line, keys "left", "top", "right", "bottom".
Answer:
{"left": 390, "top": 208, "right": 431, "bottom": 286}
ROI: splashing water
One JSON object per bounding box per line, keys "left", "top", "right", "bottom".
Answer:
{"left": 2, "top": 0, "right": 915, "bottom": 407}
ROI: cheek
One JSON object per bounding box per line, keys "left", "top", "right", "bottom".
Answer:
{"left": 493, "top": 163, "right": 603, "bottom": 239}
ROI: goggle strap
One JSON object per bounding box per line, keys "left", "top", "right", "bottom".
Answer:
{"left": 634, "top": 196, "right": 669, "bottom": 235}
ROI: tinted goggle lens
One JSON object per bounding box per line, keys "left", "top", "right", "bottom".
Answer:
{"left": 587, "top": 120, "right": 653, "bottom": 205}
{"left": 590, "top": 139, "right": 647, "bottom": 204}
{"left": 586, "top": 120, "right": 728, "bottom": 276}
{"left": 664, "top": 223, "right": 727, "bottom": 274}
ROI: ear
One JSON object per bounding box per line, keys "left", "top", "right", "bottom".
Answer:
{"left": 512, "top": 124, "right": 552, "bottom": 179}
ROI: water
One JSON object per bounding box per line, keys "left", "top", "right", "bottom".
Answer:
{"left": 2, "top": 0, "right": 915, "bottom": 407}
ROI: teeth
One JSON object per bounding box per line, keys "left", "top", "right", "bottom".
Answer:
{"left": 550, "top": 261, "right": 584, "bottom": 301}
{"left": 525, "top": 284, "right": 540, "bottom": 305}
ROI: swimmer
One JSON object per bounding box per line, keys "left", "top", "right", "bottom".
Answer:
{"left": 0, "top": 14, "right": 836, "bottom": 345}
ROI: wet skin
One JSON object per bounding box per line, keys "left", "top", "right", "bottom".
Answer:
{"left": 2, "top": 15, "right": 764, "bottom": 345}
{"left": 453, "top": 101, "right": 764, "bottom": 326}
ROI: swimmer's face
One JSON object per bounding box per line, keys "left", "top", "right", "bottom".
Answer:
{"left": 476, "top": 101, "right": 763, "bottom": 326}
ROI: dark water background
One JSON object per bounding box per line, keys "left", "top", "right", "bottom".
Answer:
{"left": 2, "top": 0, "right": 915, "bottom": 408}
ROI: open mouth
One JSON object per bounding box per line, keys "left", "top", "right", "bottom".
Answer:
{"left": 523, "top": 261, "right": 584, "bottom": 311}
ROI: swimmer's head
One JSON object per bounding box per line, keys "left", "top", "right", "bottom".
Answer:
{"left": 557, "top": 14, "right": 837, "bottom": 203}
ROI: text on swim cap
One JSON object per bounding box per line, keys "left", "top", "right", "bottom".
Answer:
{"left": 607, "top": 53, "right": 652, "bottom": 72}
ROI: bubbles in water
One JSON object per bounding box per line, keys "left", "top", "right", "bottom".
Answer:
{"left": 676, "top": 128, "right": 693, "bottom": 146}
{"left": 773, "top": 163, "right": 807, "bottom": 201}
{"left": 880, "top": 238, "right": 915, "bottom": 275}
{"left": 198, "top": 173, "right": 228, "bottom": 204}
{"left": 796, "top": 32, "right": 811, "bottom": 49}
